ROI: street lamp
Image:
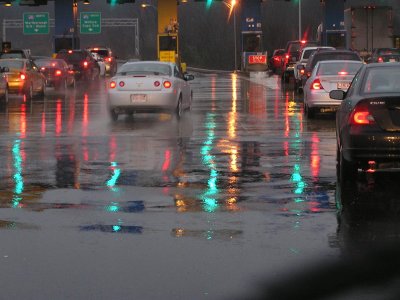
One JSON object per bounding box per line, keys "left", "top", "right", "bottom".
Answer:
{"left": 141, "top": 3, "right": 157, "bottom": 10}
{"left": 224, "top": 0, "right": 238, "bottom": 71}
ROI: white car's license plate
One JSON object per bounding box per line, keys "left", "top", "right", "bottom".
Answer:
{"left": 337, "top": 82, "right": 350, "bottom": 90}
{"left": 389, "top": 58, "right": 396, "bottom": 62}
{"left": 131, "top": 94, "right": 147, "bottom": 103}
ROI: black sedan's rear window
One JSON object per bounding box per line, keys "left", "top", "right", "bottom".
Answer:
{"left": 90, "top": 49, "right": 109, "bottom": 57}
{"left": 312, "top": 53, "right": 361, "bottom": 68}
{"left": 56, "top": 52, "right": 86, "bottom": 63}
{"left": 362, "top": 67, "right": 400, "bottom": 94}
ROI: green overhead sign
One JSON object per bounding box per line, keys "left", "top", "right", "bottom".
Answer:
{"left": 23, "top": 12, "right": 49, "bottom": 35}
{"left": 80, "top": 12, "right": 101, "bottom": 34}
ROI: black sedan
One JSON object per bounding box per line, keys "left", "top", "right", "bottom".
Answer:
{"left": 35, "top": 58, "right": 76, "bottom": 90}
{"left": 330, "top": 63, "right": 400, "bottom": 182}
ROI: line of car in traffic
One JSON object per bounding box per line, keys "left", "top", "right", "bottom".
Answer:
{"left": 0, "top": 46, "right": 117, "bottom": 103}
{"left": 270, "top": 41, "right": 400, "bottom": 184}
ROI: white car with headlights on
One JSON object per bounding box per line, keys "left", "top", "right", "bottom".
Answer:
{"left": 107, "top": 61, "right": 194, "bottom": 121}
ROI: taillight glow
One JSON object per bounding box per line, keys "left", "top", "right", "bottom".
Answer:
{"left": 40, "top": 67, "right": 46, "bottom": 71}
{"left": 20, "top": 73, "right": 26, "bottom": 80}
{"left": 68, "top": 50, "right": 73, "bottom": 54}
{"left": 107, "top": 57, "right": 112, "bottom": 62}
{"left": 300, "top": 69, "right": 305, "bottom": 75}
{"left": 154, "top": 81, "right": 160, "bottom": 87}
{"left": 163, "top": 81, "right": 172, "bottom": 88}
{"left": 119, "top": 81, "right": 125, "bottom": 87}
{"left": 110, "top": 81, "right": 116, "bottom": 89}
{"left": 351, "top": 107, "right": 375, "bottom": 125}
{"left": 301, "top": 40, "right": 306, "bottom": 44}
{"left": 55, "top": 70, "right": 62, "bottom": 76}
{"left": 83, "top": 61, "right": 88, "bottom": 68}
{"left": 378, "top": 57, "right": 383, "bottom": 63}
{"left": 338, "top": 71, "right": 348, "bottom": 75}
{"left": 311, "top": 78, "right": 322, "bottom": 90}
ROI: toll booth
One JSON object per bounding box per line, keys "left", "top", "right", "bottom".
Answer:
{"left": 158, "top": 33, "right": 178, "bottom": 63}
{"left": 240, "top": 0, "right": 267, "bottom": 72}
{"left": 320, "top": 0, "right": 346, "bottom": 48}
{"left": 157, "top": 0, "right": 185, "bottom": 70}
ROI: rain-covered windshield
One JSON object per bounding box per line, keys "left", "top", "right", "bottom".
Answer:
{"left": 117, "top": 63, "right": 172, "bottom": 76}
{"left": 362, "top": 67, "right": 400, "bottom": 94}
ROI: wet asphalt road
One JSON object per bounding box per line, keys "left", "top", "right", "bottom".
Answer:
{"left": 0, "top": 72, "right": 399, "bottom": 299}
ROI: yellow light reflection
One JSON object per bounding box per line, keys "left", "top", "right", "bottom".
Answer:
{"left": 231, "top": 73, "right": 237, "bottom": 113}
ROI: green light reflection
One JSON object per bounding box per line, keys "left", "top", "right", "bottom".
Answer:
{"left": 106, "top": 161, "right": 120, "bottom": 192}
{"left": 12, "top": 139, "right": 24, "bottom": 208}
{"left": 200, "top": 113, "right": 219, "bottom": 212}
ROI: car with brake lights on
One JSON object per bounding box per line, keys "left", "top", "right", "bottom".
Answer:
{"left": 268, "top": 48, "right": 284, "bottom": 74}
{"left": 303, "top": 60, "right": 363, "bottom": 119}
{"left": 55, "top": 49, "right": 100, "bottom": 81}
{"left": 107, "top": 61, "right": 194, "bottom": 121}
{"left": 281, "top": 40, "right": 318, "bottom": 83}
{"left": 367, "top": 48, "right": 400, "bottom": 63}
{"left": 34, "top": 58, "right": 76, "bottom": 90}
{"left": 293, "top": 46, "right": 335, "bottom": 92}
{"left": 87, "top": 47, "right": 117, "bottom": 76}
{"left": 330, "top": 63, "right": 400, "bottom": 183}
{"left": 299, "top": 49, "right": 362, "bottom": 91}
{"left": 0, "top": 58, "right": 46, "bottom": 100}
{"left": 373, "top": 53, "right": 400, "bottom": 63}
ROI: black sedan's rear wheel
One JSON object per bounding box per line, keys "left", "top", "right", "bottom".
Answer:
{"left": 339, "top": 150, "right": 357, "bottom": 184}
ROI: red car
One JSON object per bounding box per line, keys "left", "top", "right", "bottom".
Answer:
{"left": 269, "top": 49, "right": 285, "bottom": 74}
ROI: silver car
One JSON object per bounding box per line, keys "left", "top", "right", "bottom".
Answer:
{"left": 107, "top": 61, "right": 194, "bottom": 121}
{"left": 303, "top": 60, "right": 363, "bottom": 118}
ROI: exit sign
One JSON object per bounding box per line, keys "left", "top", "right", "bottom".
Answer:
{"left": 23, "top": 12, "right": 49, "bottom": 35}
{"left": 80, "top": 12, "right": 101, "bottom": 34}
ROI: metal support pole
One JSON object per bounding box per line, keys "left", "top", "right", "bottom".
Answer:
{"left": 3, "top": 19, "right": 6, "bottom": 42}
{"left": 299, "top": 0, "right": 302, "bottom": 40}
{"left": 234, "top": 7, "right": 237, "bottom": 71}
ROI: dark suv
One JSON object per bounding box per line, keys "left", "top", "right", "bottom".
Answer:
{"left": 300, "top": 49, "right": 362, "bottom": 88}
{"left": 86, "top": 47, "right": 117, "bottom": 76}
{"left": 281, "top": 40, "right": 318, "bottom": 82}
{"left": 56, "top": 49, "right": 100, "bottom": 81}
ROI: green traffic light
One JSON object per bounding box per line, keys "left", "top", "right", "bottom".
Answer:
{"left": 206, "top": 0, "right": 212, "bottom": 9}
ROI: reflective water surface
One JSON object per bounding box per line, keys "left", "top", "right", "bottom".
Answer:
{"left": 0, "top": 74, "right": 395, "bottom": 299}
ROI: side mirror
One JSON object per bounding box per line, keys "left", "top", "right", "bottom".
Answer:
{"left": 329, "top": 89, "right": 346, "bottom": 100}
{"left": 297, "top": 64, "right": 305, "bottom": 70}
{"left": 184, "top": 74, "right": 195, "bottom": 81}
